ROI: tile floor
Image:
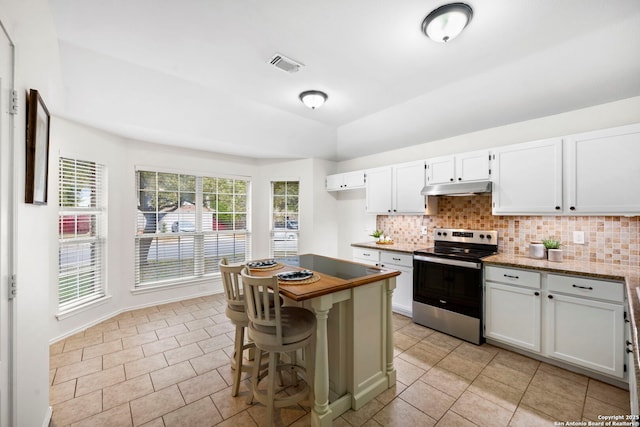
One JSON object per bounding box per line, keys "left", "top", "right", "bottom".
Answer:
{"left": 49, "top": 294, "right": 631, "bottom": 426}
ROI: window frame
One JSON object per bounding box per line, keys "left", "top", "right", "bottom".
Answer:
{"left": 269, "top": 180, "right": 299, "bottom": 258}
{"left": 57, "top": 156, "right": 107, "bottom": 314}
{"left": 134, "top": 166, "right": 251, "bottom": 289}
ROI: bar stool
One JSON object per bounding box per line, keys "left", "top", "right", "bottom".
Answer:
{"left": 240, "top": 268, "right": 316, "bottom": 426}
{"left": 219, "top": 258, "right": 253, "bottom": 397}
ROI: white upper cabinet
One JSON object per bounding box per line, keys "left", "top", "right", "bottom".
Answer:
{"left": 492, "top": 123, "right": 640, "bottom": 215}
{"left": 492, "top": 138, "right": 563, "bottom": 214}
{"left": 326, "top": 170, "right": 366, "bottom": 191}
{"left": 426, "top": 150, "right": 490, "bottom": 185}
{"left": 365, "top": 167, "right": 393, "bottom": 213}
{"left": 366, "top": 161, "right": 434, "bottom": 215}
{"left": 393, "top": 161, "right": 427, "bottom": 213}
{"left": 564, "top": 123, "right": 640, "bottom": 214}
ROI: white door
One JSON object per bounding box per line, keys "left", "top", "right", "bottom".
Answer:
{"left": 546, "top": 292, "right": 624, "bottom": 378}
{"left": 565, "top": 123, "right": 640, "bottom": 214}
{"left": 393, "top": 161, "right": 425, "bottom": 214}
{"left": 0, "top": 24, "right": 15, "bottom": 427}
{"left": 484, "top": 282, "right": 541, "bottom": 352}
{"left": 455, "top": 150, "right": 490, "bottom": 182}
{"left": 491, "top": 138, "right": 563, "bottom": 214}
{"left": 365, "top": 167, "right": 392, "bottom": 214}
{"left": 426, "top": 155, "right": 455, "bottom": 184}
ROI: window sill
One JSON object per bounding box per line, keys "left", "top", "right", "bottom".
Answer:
{"left": 56, "top": 294, "right": 113, "bottom": 321}
{"left": 130, "top": 276, "right": 218, "bottom": 295}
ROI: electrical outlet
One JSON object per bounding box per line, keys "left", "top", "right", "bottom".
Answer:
{"left": 573, "top": 231, "right": 585, "bottom": 244}
{"left": 421, "top": 226, "right": 428, "bottom": 235}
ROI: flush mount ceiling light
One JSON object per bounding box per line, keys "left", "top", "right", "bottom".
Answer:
{"left": 299, "top": 90, "right": 328, "bottom": 109}
{"left": 422, "top": 3, "right": 473, "bottom": 43}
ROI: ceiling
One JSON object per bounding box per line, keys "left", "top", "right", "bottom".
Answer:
{"left": 49, "top": 0, "right": 640, "bottom": 161}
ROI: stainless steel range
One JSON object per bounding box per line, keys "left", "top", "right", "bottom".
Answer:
{"left": 413, "top": 228, "right": 498, "bottom": 345}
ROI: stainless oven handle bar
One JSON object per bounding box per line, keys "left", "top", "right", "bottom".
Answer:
{"left": 413, "top": 255, "right": 482, "bottom": 270}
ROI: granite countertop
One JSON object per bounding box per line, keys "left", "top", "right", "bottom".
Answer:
{"left": 483, "top": 253, "right": 640, "bottom": 405}
{"left": 351, "top": 241, "right": 425, "bottom": 254}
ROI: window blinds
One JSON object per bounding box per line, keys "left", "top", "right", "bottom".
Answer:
{"left": 58, "top": 157, "right": 105, "bottom": 310}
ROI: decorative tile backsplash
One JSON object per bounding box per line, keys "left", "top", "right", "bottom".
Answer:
{"left": 377, "top": 194, "right": 640, "bottom": 266}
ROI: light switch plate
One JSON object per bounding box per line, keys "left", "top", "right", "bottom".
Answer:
{"left": 421, "top": 226, "right": 428, "bottom": 235}
{"left": 573, "top": 231, "right": 585, "bottom": 244}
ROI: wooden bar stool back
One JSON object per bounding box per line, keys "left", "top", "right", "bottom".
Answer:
{"left": 240, "top": 268, "right": 316, "bottom": 427}
{"left": 219, "top": 258, "right": 254, "bottom": 397}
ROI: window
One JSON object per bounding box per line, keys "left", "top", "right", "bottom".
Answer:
{"left": 58, "top": 157, "right": 106, "bottom": 311}
{"left": 270, "top": 181, "right": 299, "bottom": 258}
{"left": 135, "top": 169, "right": 250, "bottom": 287}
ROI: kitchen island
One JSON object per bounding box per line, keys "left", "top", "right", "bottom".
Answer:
{"left": 251, "top": 254, "right": 400, "bottom": 427}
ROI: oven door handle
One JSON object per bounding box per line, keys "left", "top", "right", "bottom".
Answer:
{"left": 413, "top": 255, "right": 482, "bottom": 270}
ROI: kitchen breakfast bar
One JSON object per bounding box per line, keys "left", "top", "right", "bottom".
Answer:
{"left": 250, "top": 254, "right": 400, "bottom": 427}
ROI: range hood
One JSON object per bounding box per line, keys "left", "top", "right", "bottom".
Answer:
{"left": 421, "top": 180, "right": 492, "bottom": 196}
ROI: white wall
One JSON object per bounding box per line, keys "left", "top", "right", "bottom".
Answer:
{"left": 0, "top": 0, "right": 64, "bottom": 425}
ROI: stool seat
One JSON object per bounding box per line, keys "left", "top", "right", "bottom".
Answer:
{"left": 251, "top": 307, "right": 316, "bottom": 349}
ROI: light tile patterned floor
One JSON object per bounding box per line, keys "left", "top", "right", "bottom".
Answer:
{"left": 49, "top": 294, "right": 631, "bottom": 426}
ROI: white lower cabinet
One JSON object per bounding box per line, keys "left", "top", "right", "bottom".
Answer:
{"left": 485, "top": 282, "right": 541, "bottom": 352}
{"left": 484, "top": 266, "right": 626, "bottom": 379}
{"left": 379, "top": 251, "right": 413, "bottom": 317}
{"left": 546, "top": 274, "right": 625, "bottom": 378}
{"left": 352, "top": 247, "right": 413, "bottom": 317}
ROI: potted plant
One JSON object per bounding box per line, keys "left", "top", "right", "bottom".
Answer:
{"left": 543, "top": 238, "right": 563, "bottom": 262}
{"left": 370, "top": 230, "right": 384, "bottom": 242}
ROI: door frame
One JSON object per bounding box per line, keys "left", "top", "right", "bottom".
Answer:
{"left": 0, "top": 18, "right": 16, "bottom": 427}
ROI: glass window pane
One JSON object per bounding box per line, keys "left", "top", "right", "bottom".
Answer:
{"left": 218, "top": 194, "right": 233, "bottom": 213}
{"left": 218, "top": 178, "right": 233, "bottom": 194}
{"left": 158, "top": 173, "right": 179, "bottom": 191}
{"left": 287, "top": 182, "right": 299, "bottom": 195}
{"left": 203, "top": 177, "right": 217, "bottom": 194}
{"left": 179, "top": 175, "right": 196, "bottom": 192}
{"left": 273, "top": 182, "right": 286, "bottom": 195}
{"left": 139, "top": 171, "right": 157, "bottom": 190}
{"left": 235, "top": 180, "right": 247, "bottom": 194}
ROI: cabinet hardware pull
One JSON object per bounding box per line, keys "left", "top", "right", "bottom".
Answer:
{"left": 534, "top": 292, "right": 540, "bottom": 296}
{"left": 548, "top": 295, "right": 554, "bottom": 299}
{"left": 555, "top": 206, "right": 561, "bottom": 210}
{"left": 627, "top": 340, "right": 633, "bottom": 346}
{"left": 439, "top": 300, "right": 447, "bottom": 304}
{"left": 572, "top": 284, "right": 593, "bottom": 290}
{"left": 504, "top": 274, "right": 519, "bottom": 279}
{"left": 627, "top": 348, "right": 634, "bottom": 354}
{"left": 449, "top": 178, "right": 454, "bottom": 182}
{"left": 570, "top": 206, "right": 576, "bottom": 211}
{"left": 458, "top": 177, "right": 462, "bottom": 181}
{"left": 393, "top": 258, "right": 401, "bottom": 261}
{"left": 363, "top": 253, "right": 370, "bottom": 256}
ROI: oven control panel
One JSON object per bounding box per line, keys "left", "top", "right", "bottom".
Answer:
{"left": 433, "top": 228, "right": 498, "bottom": 244}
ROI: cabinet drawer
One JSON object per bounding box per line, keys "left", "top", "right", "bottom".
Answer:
{"left": 548, "top": 274, "right": 623, "bottom": 302}
{"left": 352, "top": 248, "right": 380, "bottom": 262}
{"left": 485, "top": 266, "right": 541, "bottom": 289}
{"left": 380, "top": 251, "right": 413, "bottom": 268}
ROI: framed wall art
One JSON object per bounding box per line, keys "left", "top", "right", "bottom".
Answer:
{"left": 25, "top": 88, "right": 50, "bottom": 205}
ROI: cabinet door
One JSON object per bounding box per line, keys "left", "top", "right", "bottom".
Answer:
{"left": 485, "top": 282, "right": 541, "bottom": 352}
{"left": 343, "top": 171, "right": 365, "bottom": 189}
{"left": 365, "top": 167, "right": 393, "bottom": 214}
{"left": 565, "top": 123, "right": 640, "bottom": 214}
{"left": 393, "top": 161, "right": 425, "bottom": 214}
{"left": 427, "top": 155, "right": 455, "bottom": 184}
{"left": 352, "top": 248, "right": 380, "bottom": 266}
{"left": 326, "top": 174, "right": 343, "bottom": 191}
{"left": 456, "top": 150, "right": 490, "bottom": 182}
{"left": 546, "top": 292, "right": 624, "bottom": 378}
{"left": 384, "top": 263, "right": 412, "bottom": 317}
{"left": 492, "top": 138, "right": 563, "bottom": 214}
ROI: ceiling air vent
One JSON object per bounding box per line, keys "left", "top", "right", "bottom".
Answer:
{"left": 269, "top": 53, "right": 304, "bottom": 73}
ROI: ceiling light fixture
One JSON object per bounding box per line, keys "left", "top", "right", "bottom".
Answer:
{"left": 299, "top": 90, "right": 328, "bottom": 109}
{"left": 422, "top": 3, "right": 473, "bottom": 43}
